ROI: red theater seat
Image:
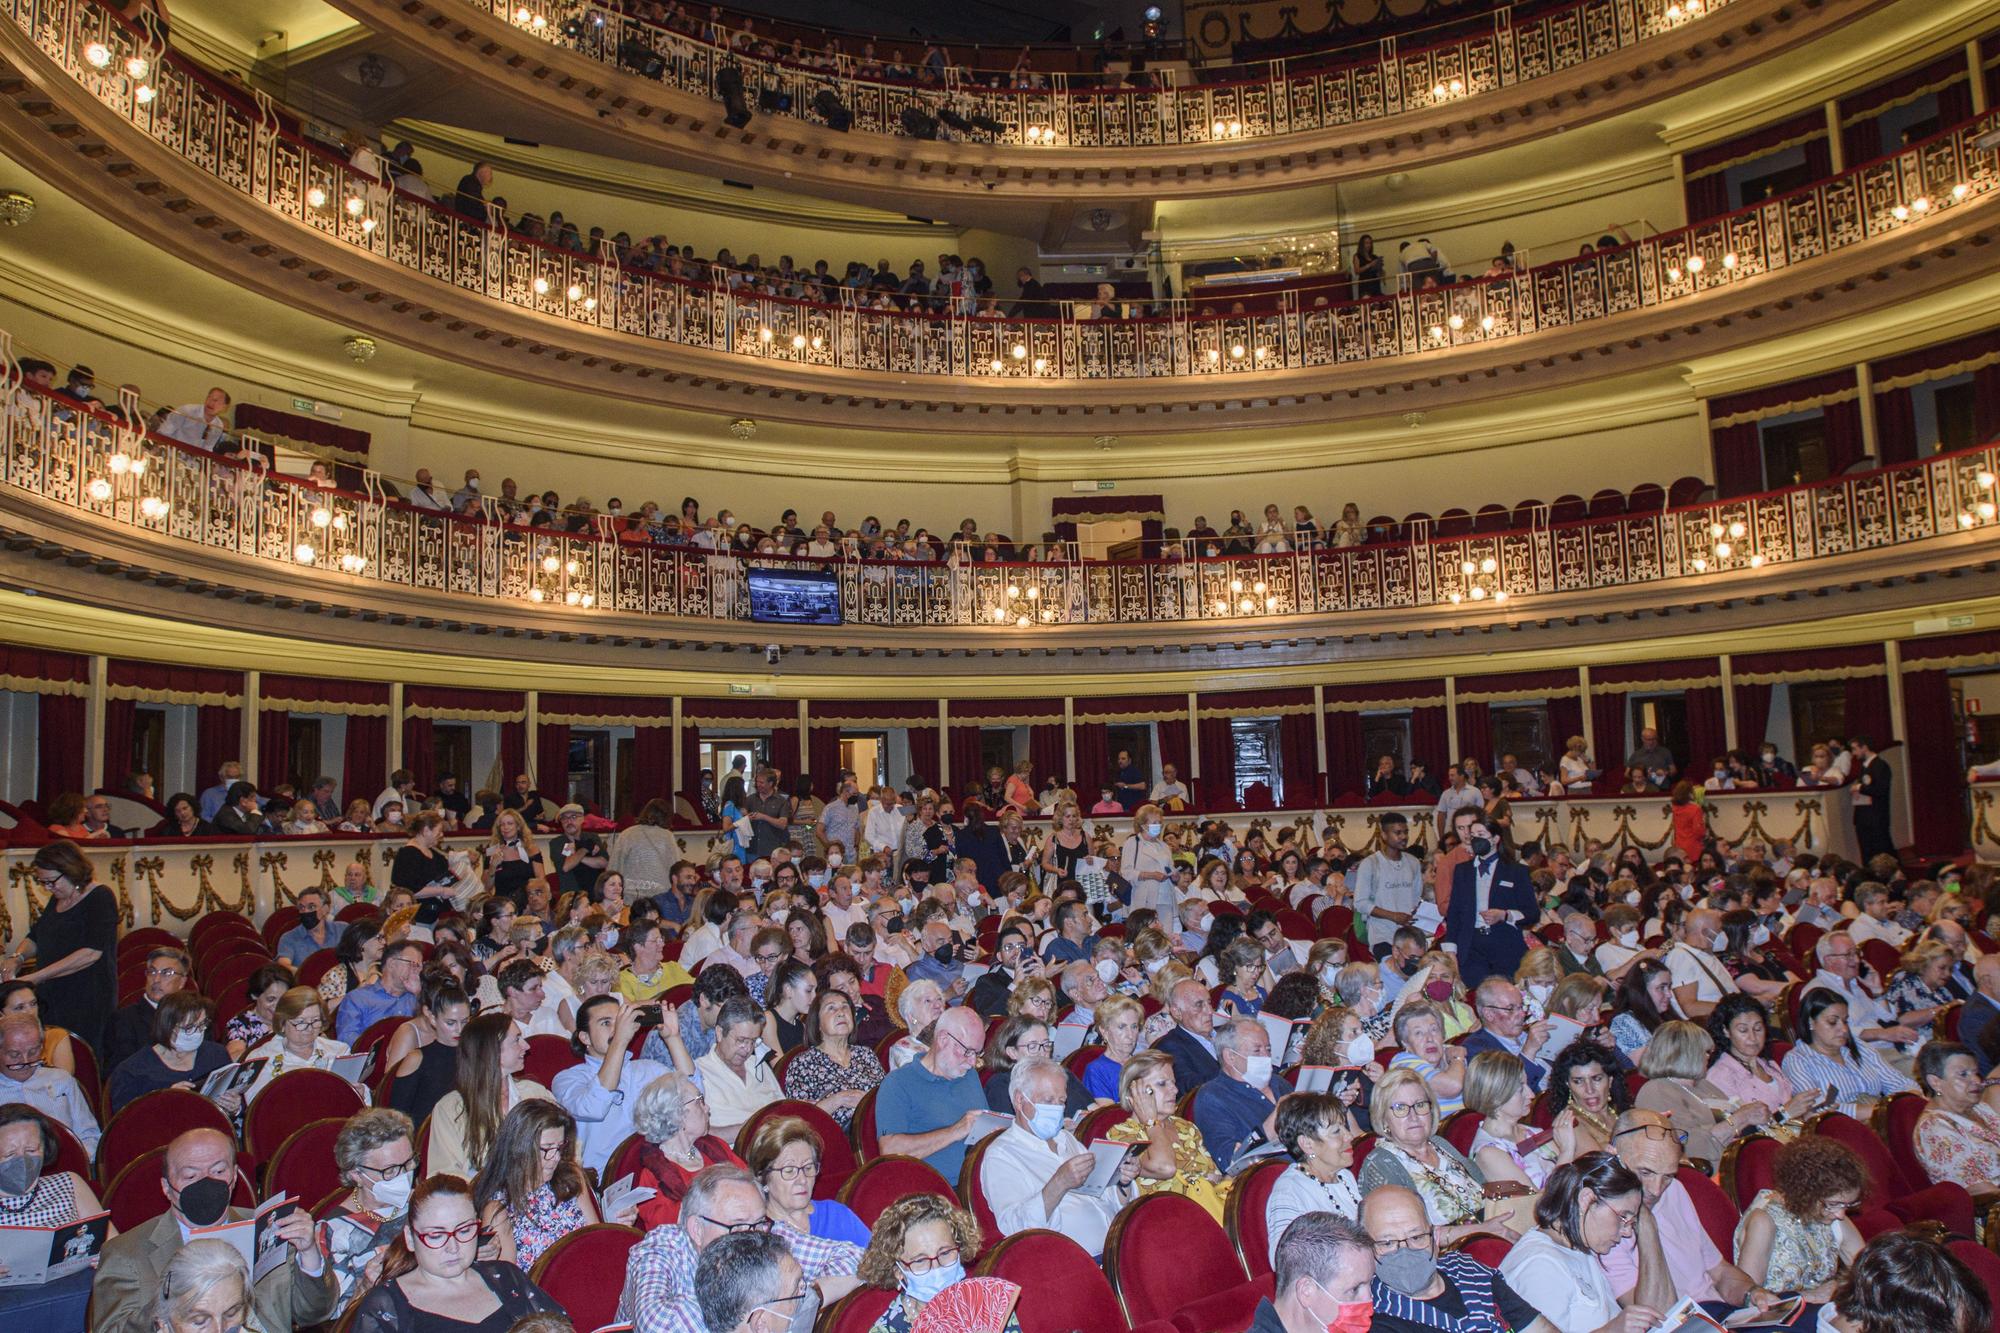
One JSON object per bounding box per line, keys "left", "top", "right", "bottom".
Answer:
{"left": 977, "top": 1228, "right": 1134, "bottom": 1333}
{"left": 1224, "top": 1158, "right": 1288, "bottom": 1279}
{"left": 529, "top": 1224, "right": 642, "bottom": 1332}
{"left": 838, "top": 1154, "right": 959, "bottom": 1227}
{"left": 1105, "top": 1192, "right": 1268, "bottom": 1332}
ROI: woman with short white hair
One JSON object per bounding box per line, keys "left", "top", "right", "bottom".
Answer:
{"left": 153, "top": 1239, "right": 257, "bottom": 1333}
{"left": 887, "top": 979, "right": 945, "bottom": 1070}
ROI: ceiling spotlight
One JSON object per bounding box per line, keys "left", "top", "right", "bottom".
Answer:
{"left": 1448, "top": 591, "right": 1464, "bottom": 604}
{"left": 1238, "top": 598, "right": 1253, "bottom": 613}
{"left": 1206, "top": 348, "right": 1221, "bottom": 363}
{"left": 1252, "top": 581, "right": 1267, "bottom": 595}
{"left": 1961, "top": 512, "right": 1977, "bottom": 528}
{"left": 1429, "top": 325, "right": 1445, "bottom": 340}
{"left": 83, "top": 41, "right": 110, "bottom": 68}
{"left": 992, "top": 606, "right": 1009, "bottom": 623}
{"left": 1469, "top": 585, "right": 1487, "bottom": 600}
{"left": 809, "top": 335, "right": 823, "bottom": 350}
{"left": 1229, "top": 578, "right": 1244, "bottom": 593}
{"left": 514, "top": 6, "right": 532, "bottom": 20}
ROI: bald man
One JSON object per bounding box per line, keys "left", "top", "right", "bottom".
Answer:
{"left": 1363, "top": 1185, "right": 1555, "bottom": 1332}
{"left": 92, "top": 1128, "right": 336, "bottom": 1333}
{"left": 1664, "top": 908, "right": 1738, "bottom": 1020}
{"left": 874, "top": 1006, "right": 989, "bottom": 1181}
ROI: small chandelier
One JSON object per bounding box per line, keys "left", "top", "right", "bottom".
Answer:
{"left": 1689, "top": 518, "right": 1763, "bottom": 573}
{"left": 1449, "top": 556, "right": 1508, "bottom": 604}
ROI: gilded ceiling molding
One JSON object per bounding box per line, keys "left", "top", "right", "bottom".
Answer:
{"left": 1322, "top": 694, "right": 1446, "bottom": 713}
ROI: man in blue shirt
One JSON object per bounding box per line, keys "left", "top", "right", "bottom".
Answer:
{"left": 197, "top": 760, "right": 243, "bottom": 822}
{"left": 334, "top": 939, "right": 423, "bottom": 1043}
{"left": 875, "top": 1006, "right": 989, "bottom": 1181}
{"left": 1192, "top": 1014, "right": 1291, "bottom": 1168}
{"left": 1041, "top": 900, "right": 1096, "bottom": 966}
{"left": 275, "top": 888, "right": 346, "bottom": 967}
{"left": 552, "top": 994, "right": 674, "bottom": 1175}
{"left": 1962, "top": 955, "right": 2000, "bottom": 1075}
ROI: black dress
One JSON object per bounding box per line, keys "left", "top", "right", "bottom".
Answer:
{"left": 106, "top": 1039, "right": 230, "bottom": 1114}
{"left": 389, "top": 1041, "right": 460, "bottom": 1126}
{"left": 350, "top": 1260, "right": 558, "bottom": 1333}
{"left": 488, "top": 843, "right": 543, "bottom": 911}
{"left": 26, "top": 885, "right": 117, "bottom": 1056}
{"left": 392, "top": 846, "right": 453, "bottom": 895}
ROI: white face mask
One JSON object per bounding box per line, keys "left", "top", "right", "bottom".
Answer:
{"left": 1618, "top": 930, "right": 1639, "bottom": 948}
{"left": 598, "top": 929, "right": 619, "bottom": 949}
{"left": 1527, "top": 982, "right": 1553, "bottom": 1006}
{"left": 369, "top": 1169, "right": 414, "bottom": 1214}
{"left": 1750, "top": 924, "right": 1772, "bottom": 947}
{"left": 806, "top": 872, "right": 828, "bottom": 890}
{"left": 1709, "top": 930, "right": 1728, "bottom": 951}
{"left": 1320, "top": 965, "right": 1341, "bottom": 988}
{"left": 1144, "top": 823, "right": 1163, "bottom": 839}
{"left": 171, "top": 1028, "right": 205, "bottom": 1053}
{"left": 1144, "top": 956, "right": 1169, "bottom": 975}
{"left": 1242, "top": 1054, "right": 1273, "bottom": 1086}
{"left": 1094, "top": 958, "right": 1119, "bottom": 984}
{"left": 1344, "top": 1033, "right": 1374, "bottom": 1065}
{"left": 1198, "top": 913, "right": 1215, "bottom": 932}
{"left": 1624, "top": 890, "right": 1641, "bottom": 906}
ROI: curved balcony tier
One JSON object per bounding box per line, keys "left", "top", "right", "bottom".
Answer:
{"left": 320, "top": 0, "right": 1886, "bottom": 203}
{"left": 5, "top": 377, "right": 1997, "bottom": 673}
{"left": 5, "top": 3, "right": 1999, "bottom": 429}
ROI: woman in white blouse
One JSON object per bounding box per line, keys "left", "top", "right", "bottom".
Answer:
{"left": 1499, "top": 1152, "right": 1661, "bottom": 1333}
{"left": 1265, "top": 1091, "right": 1362, "bottom": 1265}
{"left": 243, "top": 986, "right": 363, "bottom": 1104}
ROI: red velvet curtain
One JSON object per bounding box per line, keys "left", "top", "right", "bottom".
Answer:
{"left": 1198, "top": 716, "right": 1236, "bottom": 811}
{"left": 1823, "top": 398, "right": 1867, "bottom": 475}
{"left": 906, "top": 725, "right": 942, "bottom": 792}
{"left": 101, "top": 698, "right": 135, "bottom": 791}
{"left": 632, "top": 726, "right": 672, "bottom": 816}
{"left": 1684, "top": 686, "right": 1727, "bottom": 777}
{"left": 1455, "top": 700, "right": 1492, "bottom": 773}
{"left": 1900, "top": 668, "right": 1964, "bottom": 855}
{"left": 1873, "top": 385, "right": 1918, "bottom": 467}
{"left": 343, "top": 715, "right": 388, "bottom": 807}
{"left": 37, "top": 694, "right": 84, "bottom": 805}
{"left": 402, "top": 716, "right": 435, "bottom": 793}
{"left": 947, "top": 724, "right": 985, "bottom": 799}
{"left": 1279, "top": 712, "right": 1319, "bottom": 808}
{"left": 1733, "top": 681, "right": 1773, "bottom": 756}
{"left": 1591, "top": 691, "right": 1628, "bottom": 788}
{"left": 1838, "top": 54, "right": 1972, "bottom": 166}
{"left": 258, "top": 708, "right": 290, "bottom": 792}
{"left": 679, "top": 722, "right": 706, "bottom": 810}
{"left": 1547, "top": 695, "right": 1584, "bottom": 757}
{"left": 195, "top": 704, "right": 240, "bottom": 793}
{"left": 501, "top": 722, "right": 527, "bottom": 790}
{"left": 1411, "top": 705, "right": 1450, "bottom": 777}
{"left": 1072, "top": 722, "right": 1109, "bottom": 799}
{"left": 537, "top": 723, "right": 572, "bottom": 806}
{"left": 1844, "top": 674, "right": 1894, "bottom": 749}
{"left": 807, "top": 725, "right": 843, "bottom": 798}
{"left": 1976, "top": 362, "right": 2000, "bottom": 441}
{"left": 1155, "top": 717, "right": 1190, "bottom": 783}
{"left": 1683, "top": 173, "right": 1732, "bottom": 225}
{"left": 1711, "top": 422, "right": 1764, "bottom": 498}
{"left": 1681, "top": 110, "right": 1828, "bottom": 222}
{"left": 1325, "top": 711, "right": 1365, "bottom": 801}
{"left": 1029, "top": 722, "right": 1066, "bottom": 787}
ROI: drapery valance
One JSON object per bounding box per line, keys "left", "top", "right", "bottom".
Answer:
{"left": 1732, "top": 644, "right": 1885, "bottom": 685}
{"left": 106, "top": 662, "right": 243, "bottom": 707}
{"left": 1324, "top": 680, "right": 1447, "bottom": 713}
{"left": 0, "top": 646, "right": 88, "bottom": 697}
{"left": 259, "top": 674, "right": 392, "bottom": 716}
{"left": 1073, "top": 692, "right": 1189, "bottom": 723}
{"left": 1899, "top": 629, "right": 2000, "bottom": 670}
{"left": 1683, "top": 109, "right": 1829, "bottom": 181}
{"left": 403, "top": 684, "right": 525, "bottom": 722}
{"left": 1050, "top": 494, "right": 1166, "bottom": 523}
{"left": 1195, "top": 686, "right": 1316, "bottom": 718}
{"left": 537, "top": 693, "right": 677, "bottom": 727}
{"left": 1454, "top": 668, "right": 1580, "bottom": 704}
{"left": 1708, "top": 369, "right": 1859, "bottom": 429}
{"left": 805, "top": 699, "right": 940, "bottom": 730}
{"left": 232, "top": 404, "right": 371, "bottom": 464}
{"left": 1589, "top": 657, "right": 1723, "bottom": 693}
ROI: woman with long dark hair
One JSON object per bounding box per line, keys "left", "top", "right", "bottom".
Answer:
{"left": 1607, "top": 957, "right": 1676, "bottom": 1065}
{"left": 348, "top": 1175, "right": 560, "bottom": 1333}
{"left": 472, "top": 1100, "right": 601, "bottom": 1269}
{"left": 425, "top": 1012, "right": 554, "bottom": 1181}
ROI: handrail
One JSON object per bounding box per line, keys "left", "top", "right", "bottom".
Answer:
{"left": 10, "top": 0, "right": 1997, "bottom": 388}
{"left": 475, "top": 0, "right": 1734, "bottom": 148}
{"left": 6, "top": 364, "right": 1997, "bottom": 628}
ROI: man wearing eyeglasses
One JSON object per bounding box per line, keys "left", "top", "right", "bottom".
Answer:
{"left": 617, "top": 1164, "right": 860, "bottom": 1333}
{"left": 1462, "top": 977, "right": 1551, "bottom": 1092}
{"left": 982, "top": 1056, "right": 1139, "bottom": 1258}
{"left": 0, "top": 1014, "right": 99, "bottom": 1154}
{"left": 695, "top": 1230, "right": 811, "bottom": 1333}
{"left": 1362, "top": 1185, "right": 1547, "bottom": 1332}
{"left": 104, "top": 945, "right": 189, "bottom": 1071}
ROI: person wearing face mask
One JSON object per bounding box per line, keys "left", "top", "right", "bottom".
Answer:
{"left": 1247, "top": 1210, "right": 1377, "bottom": 1333}
{"left": 1553, "top": 908, "right": 1606, "bottom": 979}
{"left": 93, "top": 1127, "right": 335, "bottom": 1333}
{"left": 0, "top": 1102, "right": 105, "bottom": 1320}
{"left": 319, "top": 1108, "right": 420, "bottom": 1314}
{"left": 1444, "top": 818, "right": 1540, "bottom": 988}
{"left": 1192, "top": 1015, "right": 1291, "bottom": 1169}
{"left": 1363, "top": 1185, "right": 1548, "bottom": 1333}
{"left": 1662, "top": 908, "right": 1739, "bottom": 1021}
{"left": 1592, "top": 905, "right": 1654, "bottom": 982}
{"left": 1119, "top": 804, "right": 1176, "bottom": 916}
{"left": 106, "top": 990, "right": 241, "bottom": 1116}
{"left": 852, "top": 1194, "right": 1018, "bottom": 1333}
{"left": 1051, "top": 960, "right": 1109, "bottom": 1059}
{"left": 980, "top": 1057, "right": 1139, "bottom": 1257}
{"left": 276, "top": 887, "right": 348, "bottom": 967}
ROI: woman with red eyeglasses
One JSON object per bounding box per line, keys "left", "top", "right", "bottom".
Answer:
{"left": 348, "top": 1175, "right": 560, "bottom": 1333}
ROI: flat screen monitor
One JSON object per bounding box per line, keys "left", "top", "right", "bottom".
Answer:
{"left": 747, "top": 566, "right": 842, "bottom": 625}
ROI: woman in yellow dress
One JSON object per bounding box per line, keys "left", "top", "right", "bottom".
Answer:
{"left": 1105, "top": 1048, "right": 1229, "bottom": 1221}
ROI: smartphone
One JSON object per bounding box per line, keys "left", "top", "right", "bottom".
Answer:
{"left": 636, "top": 1004, "right": 664, "bottom": 1028}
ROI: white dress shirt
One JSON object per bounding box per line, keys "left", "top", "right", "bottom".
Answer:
{"left": 982, "top": 1122, "right": 1126, "bottom": 1257}
{"left": 1664, "top": 943, "right": 1739, "bottom": 1006}
{"left": 0, "top": 1066, "right": 100, "bottom": 1153}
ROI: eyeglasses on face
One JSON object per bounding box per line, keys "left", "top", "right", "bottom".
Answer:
{"left": 414, "top": 1219, "right": 480, "bottom": 1248}
{"left": 1015, "top": 1040, "right": 1055, "bottom": 1056}
{"left": 1372, "top": 1231, "right": 1435, "bottom": 1255}
{"left": 766, "top": 1160, "right": 820, "bottom": 1182}
{"left": 147, "top": 966, "right": 186, "bottom": 979}
{"left": 901, "top": 1244, "right": 962, "bottom": 1274}
{"left": 1612, "top": 1125, "right": 1688, "bottom": 1145}
{"left": 700, "top": 1214, "right": 775, "bottom": 1234}
{"left": 357, "top": 1158, "right": 416, "bottom": 1181}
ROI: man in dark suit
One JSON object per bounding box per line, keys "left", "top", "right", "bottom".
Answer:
{"left": 1961, "top": 955, "right": 2000, "bottom": 1075}
{"left": 1444, "top": 817, "right": 1540, "bottom": 988}
{"left": 1849, "top": 735, "right": 1894, "bottom": 862}
{"left": 1007, "top": 266, "right": 1048, "bottom": 318}
{"left": 1152, "top": 978, "right": 1224, "bottom": 1096}
{"left": 103, "top": 946, "right": 188, "bottom": 1072}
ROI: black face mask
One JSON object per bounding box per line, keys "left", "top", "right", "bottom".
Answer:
{"left": 297, "top": 911, "right": 320, "bottom": 930}
{"left": 932, "top": 942, "right": 955, "bottom": 965}
{"left": 1470, "top": 836, "right": 1494, "bottom": 858}
{"left": 175, "top": 1176, "right": 232, "bottom": 1227}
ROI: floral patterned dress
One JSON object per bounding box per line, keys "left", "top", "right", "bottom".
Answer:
{"left": 1735, "top": 1189, "right": 1841, "bottom": 1293}
{"left": 507, "top": 1183, "right": 585, "bottom": 1270}
{"left": 1914, "top": 1104, "right": 2000, "bottom": 1192}
{"left": 1105, "top": 1115, "right": 1230, "bottom": 1221}
{"left": 781, "top": 1044, "right": 885, "bottom": 1129}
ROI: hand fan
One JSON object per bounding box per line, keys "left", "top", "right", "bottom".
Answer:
{"left": 911, "top": 1276, "right": 1022, "bottom": 1333}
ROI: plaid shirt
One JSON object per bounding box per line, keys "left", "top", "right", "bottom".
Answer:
{"left": 617, "top": 1217, "right": 861, "bottom": 1333}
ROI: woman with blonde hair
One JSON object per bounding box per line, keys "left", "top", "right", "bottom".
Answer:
{"left": 1005, "top": 976, "right": 1058, "bottom": 1026}
{"left": 242, "top": 985, "right": 359, "bottom": 1102}
{"left": 1039, "top": 800, "right": 1088, "bottom": 888}
{"left": 1466, "top": 1050, "right": 1578, "bottom": 1199}
{"left": 1121, "top": 802, "right": 1175, "bottom": 915}
{"left": 1634, "top": 1019, "right": 1767, "bottom": 1168}
{"left": 855, "top": 1194, "right": 1020, "bottom": 1333}
{"left": 1358, "top": 1066, "right": 1506, "bottom": 1245}
{"left": 1414, "top": 950, "right": 1479, "bottom": 1038}
{"left": 1081, "top": 994, "right": 1145, "bottom": 1100}
{"left": 1104, "top": 1048, "right": 1227, "bottom": 1220}
{"left": 482, "top": 807, "right": 547, "bottom": 909}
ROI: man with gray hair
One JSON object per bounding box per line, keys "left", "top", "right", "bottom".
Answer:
{"left": 532, "top": 925, "right": 592, "bottom": 1034}
{"left": 1250, "top": 1210, "right": 1376, "bottom": 1333}
{"left": 1664, "top": 907, "right": 1737, "bottom": 1020}
{"left": 617, "top": 1164, "right": 860, "bottom": 1333}
{"left": 1192, "top": 1013, "right": 1290, "bottom": 1169}
{"left": 1462, "top": 976, "right": 1549, "bottom": 1092}
{"left": 981, "top": 1055, "right": 1138, "bottom": 1257}
{"left": 709, "top": 910, "right": 762, "bottom": 980}
{"left": 0, "top": 1012, "right": 99, "bottom": 1153}
{"left": 696, "top": 1230, "right": 810, "bottom": 1333}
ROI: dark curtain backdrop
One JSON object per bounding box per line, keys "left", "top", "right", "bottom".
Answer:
{"left": 1454, "top": 700, "right": 1493, "bottom": 774}
{"left": 101, "top": 698, "right": 135, "bottom": 792}
{"left": 1822, "top": 398, "right": 1866, "bottom": 475}
{"left": 1071, "top": 722, "right": 1109, "bottom": 801}
{"left": 342, "top": 715, "right": 388, "bottom": 809}
{"left": 1279, "top": 712, "right": 1319, "bottom": 808}
{"left": 1591, "top": 691, "right": 1628, "bottom": 790}
{"left": 1197, "top": 716, "right": 1236, "bottom": 811}
{"left": 37, "top": 694, "right": 84, "bottom": 806}
{"left": 1873, "top": 386, "right": 1918, "bottom": 466}
{"left": 1410, "top": 705, "right": 1450, "bottom": 777}
{"left": 632, "top": 726, "right": 672, "bottom": 816}
{"left": 195, "top": 704, "right": 240, "bottom": 794}
{"left": 947, "top": 725, "right": 985, "bottom": 799}
{"left": 1977, "top": 361, "right": 2000, "bottom": 441}
{"left": 1029, "top": 723, "right": 1066, "bottom": 788}
{"left": 1683, "top": 172, "right": 1731, "bottom": 225}
{"left": 1845, "top": 674, "right": 1894, "bottom": 750}
{"left": 1684, "top": 687, "right": 1728, "bottom": 776}
{"left": 906, "top": 726, "right": 942, "bottom": 791}
{"left": 258, "top": 709, "right": 290, "bottom": 793}
{"left": 1325, "top": 711, "right": 1365, "bottom": 801}
{"left": 1900, "top": 669, "right": 1963, "bottom": 856}
{"left": 401, "top": 716, "right": 435, "bottom": 793}
{"left": 1733, "top": 681, "right": 1774, "bottom": 756}
{"left": 536, "top": 723, "right": 571, "bottom": 806}
{"left": 1547, "top": 695, "right": 1584, "bottom": 760}
{"left": 1681, "top": 110, "right": 1829, "bottom": 222}
{"left": 1155, "top": 718, "right": 1190, "bottom": 785}
{"left": 501, "top": 722, "right": 527, "bottom": 791}
{"left": 807, "top": 726, "right": 842, "bottom": 798}
{"left": 1711, "top": 422, "right": 1764, "bottom": 498}
{"left": 680, "top": 723, "right": 706, "bottom": 811}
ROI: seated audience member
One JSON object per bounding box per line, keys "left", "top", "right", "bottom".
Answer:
{"left": 0, "top": 1101, "right": 106, "bottom": 1318}
{"left": 617, "top": 1163, "right": 863, "bottom": 1332}
{"left": 1104, "top": 1048, "right": 1225, "bottom": 1220}
{"left": 1830, "top": 1229, "right": 1993, "bottom": 1333}
{"left": 1388, "top": 1000, "right": 1468, "bottom": 1115}
{"left": 695, "top": 996, "right": 782, "bottom": 1143}
{"left": 1912, "top": 1039, "right": 2000, "bottom": 1193}
{"left": 1607, "top": 958, "right": 1676, "bottom": 1064}
{"left": 887, "top": 979, "right": 946, "bottom": 1070}
{"left": 213, "top": 781, "right": 276, "bottom": 836}
{"left": 552, "top": 994, "right": 681, "bottom": 1175}
{"left": 1265, "top": 1091, "right": 1362, "bottom": 1264}
{"left": 1218, "top": 936, "right": 1271, "bottom": 1016}
{"left": 1802, "top": 933, "right": 1920, "bottom": 1060}
{"left": 984, "top": 1014, "right": 1094, "bottom": 1119}
{"left": 1051, "top": 960, "right": 1109, "bottom": 1060}
{"left": 1192, "top": 1013, "right": 1291, "bottom": 1169}
{"left": 1359, "top": 1068, "right": 1502, "bottom": 1247}
{"left": 1544, "top": 1039, "right": 1629, "bottom": 1157}
{"left": 763, "top": 959, "right": 818, "bottom": 1055}
{"left": 1081, "top": 993, "right": 1144, "bottom": 1101}
{"left": 980, "top": 1056, "right": 1138, "bottom": 1257}
{"left": 1959, "top": 954, "right": 2000, "bottom": 1073}
{"left": 1249, "top": 1210, "right": 1377, "bottom": 1333}
{"left": 746, "top": 1115, "right": 870, "bottom": 1246}
{"left": 148, "top": 1243, "right": 261, "bottom": 1333}
{"left": 619, "top": 919, "right": 695, "bottom": 1002}
{"left": 347, "top": 1175, "right": 561, "bottom": 1332}
{"left": 93, "top": 1128, "right": 337, "bottom": 1333}
{"left": 1153, "top": 976, "right": 1225, "bottom": 1094}
{"left": 1779, "top": 987, "right": 1915, "bottom": 1118}
{"left": 781, "top": 987, "right": 884, "bottom": 1129}
{"left": 319, "top": 1108, "right": 418, "bottom": 1313}
{"left": 1463, "top": 977, "right": 1550, "bottom": 1092}
{"left": 1601, "top": 1109, "right": 1781, "bottom": 1315}
{"left": 874, "top": 1006, "right": 989, "bottom": 1182}
{"left": 1703, "top": 993, "right": 1818, "bottom": 1120}
{"left": 630, "top": 1069, "right": 745, "bottom": 1230}
{"left": 276, "top": 887, "right": 347, "bottom": 966}
{"left": 0, "top": 982, "right": 73, "bottom": 1079}
{"left": 1734, "top": 1136, "right": 1867, "bottom": 1305}
{"left": 648, "top": 962, "right": 748, "bottom": 1067}
{"left": 241, "top": 986, "right": 358, "bottom": 1102}
{"left": 223, "top": 964, "right": 294, "bottom": 1061}
{"left": 853, "top": 1194, "right": 1014, "bottom": 1333}
{"left": 427, "top": 1012, "right": 555, "bottom": 1182}
{"left": 1364, "top": 1184, "right": 1545, "bottom": 1333}
{"left": 334, "top": 938, "right": 424, "bottom": 1044}
{"left": 1884, "top": 940, "right": 1960, "bottom": 1033}
{"left": 474, "top": 1100, "right": 610, "bottom": 1270}
{"left": 319, "top": 918, "right": 382, "bottom": 1016}
{"left": 105, "top": 945, "right": 189, "bottom": 1071}
{"left": 1466, "top": 1050, "right": 1574, "bottom": 1193}
{"left": 387, "top": 976, "right": 472, "bottom": 1127}
{"left": 1632, "top": 1020, "right": 1764, "bottom": 1169}
{"left": 107, "top": 990, "right": 238, "bottom": 1116}
{"left": 1847, "top": 883, "right": 1912, "bottom": 949}
{"left": 0, "top": 1014, "right": 98, "bottom": 1154}
{"left": 1499, "top": 1152, "right": 1661, "bottom": 1333}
